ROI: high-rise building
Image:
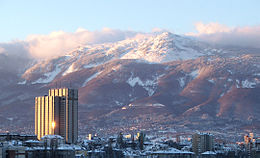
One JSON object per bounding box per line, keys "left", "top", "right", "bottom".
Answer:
{"left": 192, "top": 133, "right": 214, "bottom": 155}
{"left": 244, "top": 133, "right": 257, "bottom": 158}
{"left": 137, "top": 132, "right": 145, "bottom": 150}
{"left": 35, "top": 88, "right": 78, "bottom": 144}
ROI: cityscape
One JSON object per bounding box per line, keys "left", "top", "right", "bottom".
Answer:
{"left": 1, "top": 0, "right": 260, "bottom": 158}
{"left": 0, "top": 88, "right": 259, "bottom": 158}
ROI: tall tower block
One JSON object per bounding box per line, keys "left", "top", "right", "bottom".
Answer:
{"left": 35, "top": 88, "right": 78, "bottom": 144}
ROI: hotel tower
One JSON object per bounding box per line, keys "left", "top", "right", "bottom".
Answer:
{"left": 35, "top": 88, "right": 78, "bottom": 144}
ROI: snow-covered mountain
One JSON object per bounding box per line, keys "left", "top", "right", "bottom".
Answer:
{"left": 20, "top": 32, "right": 228, "bottom": 84}
{"left": 0, "top": 32, "right": 259, "bottom": 136}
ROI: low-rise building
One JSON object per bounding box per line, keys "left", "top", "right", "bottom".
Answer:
{"left": 151, "top": 147, "right": 195, "bottom": 158}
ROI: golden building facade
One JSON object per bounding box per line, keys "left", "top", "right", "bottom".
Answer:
{"left": 35, "top": 88, "right": 78, "bottom": 144}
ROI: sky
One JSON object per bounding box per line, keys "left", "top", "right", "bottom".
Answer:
{"left": 1, "top": 0, "right": 260, "bottom": 42}
{"left": 1, "top": 0, "right": 260, "bottom": 59}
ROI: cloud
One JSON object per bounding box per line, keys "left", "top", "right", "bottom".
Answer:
{"left": 187, "top": 22, "right": 232, "bottom": 35}
{"left": 187, "top": 22, "right": 260, "bottom": 48}
{"left": 26, "top": 28, "right": 138, "bottom": 59}
{"left": 2, "top": 25, "right": 260, "bottom": 63}
{"left": 0, "top": 28, "right": 140, "bottom": 73}
{"left": 0, "top": 42, "right": 31, "bottom": 73}
{"left": 0, "top": 47, "right": 5, "bottom": 54}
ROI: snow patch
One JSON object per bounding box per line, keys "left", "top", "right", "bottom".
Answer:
{"left": 227, "top": 70, "right": 233, "bottom": 74}
{"left": 7, "top": 117, "right": 14, "bottom": 121}
{"left": 227, "top": 78, "right": 233, "bottom": 82}
{"left": 83, "top": 62, "right": 103, "bottom": 69}
{"left": 127, "top": 76, "right": 143, "bottom": 87}
{"left": 201, "top": 114, "right": 209, "bottom": 119}
{"left": 126, "top": 73, "right": 164, "bottom": 96}
{"left": 190, "top": 70, "right": 199, "bottom": 79}
{"left": 64, "top": 54, "right": 73, "bottom": 57}
{"left": 178, "top": 77, "right": 185, "bottom": 88}
{"left": 208, "top": 79, "right": 215, "bottom": 84}
{"left": 17, "top": 80, "right": 26, "bottom": 85}
{"left": 115, "top": 101, "right": 123, "bottom": 106}
{"left": 254, "top": 73, "right": 260, "bottom": 76}
{"left": 147, "top": 103, "right": 165, "bottom": 107}
{"left": 82, "top": 71, "right": 102, "bottom": 87}
{"left": 235, "top": 79, "right": 240, "bottom": 88}
{"left": 202, "top": 151, "right": 216, "bottom": 155}
{"left": 41, "top": 135, "right": 64, "bottom": 139}
{"left": 112, "top": 65, "right": 122, "bottom": 72}
{"left": 32, "top": 67, "right": 61, "bottom": 84}
{"left": 241, "top": 79, "right": 256, "bottom": 88}
{"left": 63, "top": 63, "right": 78, "bottom": 76}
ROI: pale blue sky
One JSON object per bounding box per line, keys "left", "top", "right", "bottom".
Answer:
{"left": 0, "top": 0, "right": 259, "bottom": 42}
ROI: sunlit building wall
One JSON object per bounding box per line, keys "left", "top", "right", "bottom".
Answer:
{"left": 35, "top": 88, "right": 78, "bottom": 144}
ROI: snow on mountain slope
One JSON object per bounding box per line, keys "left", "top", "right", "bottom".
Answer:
{"left": 21, "top": 32, "right": 225, "bottom": 84}
{"left": 121, "top": 32, "right": 214, "bottom": 62}
{"left": 126, "top": 72, "right": 165, "bottom": 96}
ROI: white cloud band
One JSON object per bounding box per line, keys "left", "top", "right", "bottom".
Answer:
{"left": 26, "top": 28, "right": 138, "bottom": 59}
{"left": 188, "top": 22, "right": 260, "bottom": 48}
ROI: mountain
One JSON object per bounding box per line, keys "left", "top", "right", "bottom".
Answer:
{"left": 20, "top": 32, "right": 226, "bottom": 84}
{"left": 0, "top": 32, "right": 259, "bottom": 138}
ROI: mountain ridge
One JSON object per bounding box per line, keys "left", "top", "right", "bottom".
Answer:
{"left": 0, "top": 32, "right": 259, "bottom": 137}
